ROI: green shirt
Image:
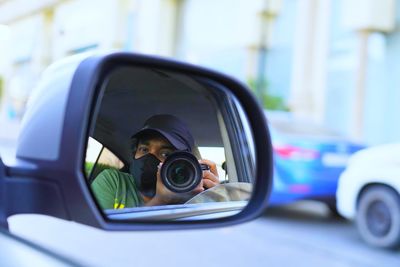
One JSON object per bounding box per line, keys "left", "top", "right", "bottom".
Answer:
{"left": 91, "top": 168, "right": 144, "bottom": 210}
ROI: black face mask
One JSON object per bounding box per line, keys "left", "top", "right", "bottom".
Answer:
{"left": 129, "top": 154, "right": 161, "bottom": 198}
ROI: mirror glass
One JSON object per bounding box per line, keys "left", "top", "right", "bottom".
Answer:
{"left": 84, "top": 65, "right": 256, "bottom": 222}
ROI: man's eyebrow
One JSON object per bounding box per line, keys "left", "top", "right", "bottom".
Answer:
{"left": 138, "top": 140, "right": 150, "bottom": 146}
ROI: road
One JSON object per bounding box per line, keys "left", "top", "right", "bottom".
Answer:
{"left": 1, "top": 120, "right": 399, "bottom": 267}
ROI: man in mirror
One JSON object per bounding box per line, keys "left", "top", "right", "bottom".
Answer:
{"left": 91, "top": 114, "right": 220, "bottom": 210}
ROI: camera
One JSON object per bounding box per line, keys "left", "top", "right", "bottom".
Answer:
{"left": 160, "top": 151, "right": 209, "bottom": 193}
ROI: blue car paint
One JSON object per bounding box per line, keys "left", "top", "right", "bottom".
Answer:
{"left": 268, "top": 133, "right": 365, "bottom": 206}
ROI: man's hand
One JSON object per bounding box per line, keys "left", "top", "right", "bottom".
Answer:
{"left": 199, "top": 159, "right": 219, "bottom": 189}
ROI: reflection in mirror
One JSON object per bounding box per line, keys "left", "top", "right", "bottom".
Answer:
{"left": 85, "top": 66, "right": 255, "bottom": 221}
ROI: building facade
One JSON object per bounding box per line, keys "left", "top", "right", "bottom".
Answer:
{"left": 0, "top": 0, "right": 399, "bottom": 145}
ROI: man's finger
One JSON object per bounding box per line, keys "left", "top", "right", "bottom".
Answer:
{"left": 203, "top": 179, "right": 217, "bottom": 189}
{"left": 199, "top": 159, "right": 218, "bottom": 177}
{"left": 192, "top": 185, "right": 205, "bottom": 194}
{"left": 203, "top": 170, "right": 219, "bottom": 183}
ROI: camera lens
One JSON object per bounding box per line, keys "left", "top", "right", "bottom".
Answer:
{"left": 167, "top": 160, "right": 195, "bottom": 187}
{"left": 160, "top": 151, "right": 203, "bottom": 193}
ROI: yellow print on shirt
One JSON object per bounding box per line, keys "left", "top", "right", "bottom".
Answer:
{"left": 113, "top": 199, "right": 125, "bottom": 209}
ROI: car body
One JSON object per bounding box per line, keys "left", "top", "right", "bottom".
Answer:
{"left": 0, "top": 229, "right": 80, "bottom": 267}
{"left": 336, "top": 143, "right": 400, "bottom": 248}
{"left": 267, "top": 111, "right": 365, "bottom": 210}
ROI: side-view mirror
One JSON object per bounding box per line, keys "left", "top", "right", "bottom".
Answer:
{"left": 2, "top": 52, "right": 273, "bottom": 230}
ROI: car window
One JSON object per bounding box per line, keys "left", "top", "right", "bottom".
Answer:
{"left": 85, "top": 137, "right": 125, "bottom": 183}
{"left": 198, "top": 147, "right": 226, "bottom": 181}
{"left": 85, "top": 137, "right": 103, "bottom": 177}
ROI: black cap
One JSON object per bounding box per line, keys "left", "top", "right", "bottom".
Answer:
{"left": 132, "top": 114, "right": 194, "bottom": 152}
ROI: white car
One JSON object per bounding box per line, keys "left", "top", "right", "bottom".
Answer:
{"left": 336, "top": 143, "right": 400, "bottom": 248}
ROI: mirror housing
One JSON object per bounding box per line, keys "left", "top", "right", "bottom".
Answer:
{"left": 0, "top": 157, "right": 7, "bottom": 228}
{"left": 5, "top": 53, "right": 273, "bottom": 230}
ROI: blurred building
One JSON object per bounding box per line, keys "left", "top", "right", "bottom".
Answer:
{"left": 0, "top": 0, "right": 399, "bottom": 145}
{"left": 326, "top": 0, "right": 400, "bottom": 144}
{"left": 0, "top": 0, "right": 176, "bottom": 120}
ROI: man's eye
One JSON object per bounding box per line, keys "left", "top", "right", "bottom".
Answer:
{"left": 160, "top": 151, "right": 172, "bottom": 159}
{"left": 138, "top": 147, "right": 149, "bottom": 153}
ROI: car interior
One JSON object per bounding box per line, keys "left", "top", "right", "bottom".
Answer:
{"left": 84, "top": 66, "right": 256, "bottom": 221}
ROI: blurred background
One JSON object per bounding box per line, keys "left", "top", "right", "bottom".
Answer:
{"left": 1, "top": 0, "right": 400, "bottom": 266}
{"left": 1, "top": 0, "right": 400, "bottom": 145}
